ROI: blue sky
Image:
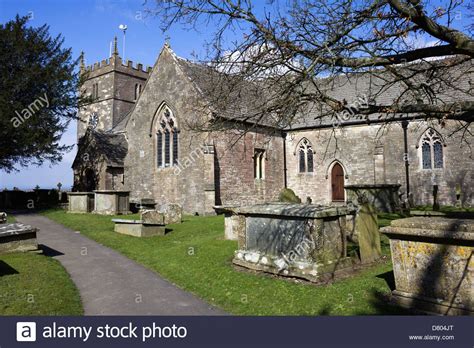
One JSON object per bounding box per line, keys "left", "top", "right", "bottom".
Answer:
{"left": 0, "top": 0, "right": 215, "bottom": 190}
{"left": 0, "top": 0, "right": 470, "bottom": 189}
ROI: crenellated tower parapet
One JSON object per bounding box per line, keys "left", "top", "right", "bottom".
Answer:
{"left": 78, "top": 37, "right": 151, "bottom": 139}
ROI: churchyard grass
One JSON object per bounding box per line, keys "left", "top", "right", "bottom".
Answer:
{"left": 42, "top": 209, "right": 408, "bottom": 315}
{"left": 0, "top": 252, "right": 83, "bottom": 315}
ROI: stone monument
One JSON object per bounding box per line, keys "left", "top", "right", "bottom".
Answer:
{"left": 381, "top": 217, "right": 473, "bottom": 315}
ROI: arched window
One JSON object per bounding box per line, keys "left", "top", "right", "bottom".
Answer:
{"left": 297, "top": 138, "right": 314, "bottom": 173}
{"left": 420, "top": 128, "right": 444, "bottom": 169}
{"left": 156, "top": 107, "right": 179, "bottom": 168}
{"left": 134, "top": 83, "right": 142, "bottom": 101}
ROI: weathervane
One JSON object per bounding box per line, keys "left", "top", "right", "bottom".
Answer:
{"left": 118, "top": 24, "right": 128, "bottom": 59}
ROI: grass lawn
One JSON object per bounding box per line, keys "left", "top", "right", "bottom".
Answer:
{"left": 6, "top": 214, "right": 16, "bottom": 223}
{"left": 41, "top": 209, "right": 407, "bottom": 315}
{"left": 0, "top": 252, "right": 83, "bottom": 315}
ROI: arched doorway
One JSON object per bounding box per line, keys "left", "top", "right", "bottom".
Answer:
{"left": 84, "top": 168, "right": 97, "bottom": 192}
{"left": 331, "top": 163, "right": 345, "bottom": 202}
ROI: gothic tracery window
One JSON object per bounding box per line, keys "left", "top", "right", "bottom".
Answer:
{"left": 420, "top": 128, "right": 444, "bottom": 169}
{"left": 156, "top": 107, "right": 179, "bottom": 168}
{"left": 298, "top": 138, "right": 314, "bottom": 173}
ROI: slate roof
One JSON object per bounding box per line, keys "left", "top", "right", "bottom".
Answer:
{"left": 73, "top": 129, "right": 127, "bottom": 168}
{"left": 175, "top": 54, "right": 473, "bottom": 130}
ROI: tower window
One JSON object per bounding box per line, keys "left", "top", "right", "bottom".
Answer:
{"left": 92, "top": 83, "right": 99, "bottom": 99}
{"left": 420, "top": 128, "right": 444, "bottom": 169}
{"left": 254, "top": 149, "right": 265, "bottom": 180}
{"left": 297, "top": 138, "right": 314, "bottom": 173}
{"left": 134, "top": 83, "right": 142, "bottom": 101}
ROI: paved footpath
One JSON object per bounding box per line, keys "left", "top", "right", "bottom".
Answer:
{"left": 16, "top": 214, "right": 225, "bottom": 315}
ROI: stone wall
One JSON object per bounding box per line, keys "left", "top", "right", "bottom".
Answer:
{"left": 123, "top": 47, "right": 215, "bottom": 215}
{"left": 214, "top": 127, "right": 285, "bottom": 206}
{"left": 78, "top": 55, "right": 150, "bottom": 139}
{"left": 123, "top": 47, "right": 286, "bottom": 214}
{"left": 286, "top": 120, "right": 473, "bottom": 206}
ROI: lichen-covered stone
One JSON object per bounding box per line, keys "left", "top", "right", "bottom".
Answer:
{"left": 0, "top": 223, "right": 38, "bottom": 253}
{"left": 112, "top": 219, "right": 165, "bottom": 237}
{"left": 355, "top": 204, "right": 382, "bottom": 263}
{"left": 278, "top": 188, "right": 301, "bottom": 203}
{"left": 232, "top": 203, "right": 354, "bottom": 282}
{"left": 93, "top": 190, "right": 130, "bottom": 215}
{"left": 67, "top": 192, "right": 94, "bottom": 213}
{"left": 156, "top": 203, "right": 183, "bottom": 224}
{"left": 141, "top": 210, "right": 165, "bottom": 225}
{"left": 381, "top": 217, "right": 473, "bottom": 315}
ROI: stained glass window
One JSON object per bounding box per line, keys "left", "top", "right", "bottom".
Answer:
{"left": 157, "top": 132, "right": 163, "bottom": 167}
{"left": 173, "top": 131, "right": 179, "bottom": 165}
{"left": 164, "top": 131, "right": 170, "bottom": 166}
{"left": 307, "top": 150, "right": 314, "bottom": 172}
{"left": 422, "top": 142, "right": 431, "bottom": 169}
{"left": 299, "top": 149, "right": 306, "bottom": 172}
{"left": 298, "top": 138, "right": 314, "bottom": 173}
{"left": 156, "top": 107, "right": 179, "bottom": 168}
{"left": 420, "top": 129, "right": 444, "bottom": 170}
{"left": 433, "top": 142, "right": 443, "bottom": 168}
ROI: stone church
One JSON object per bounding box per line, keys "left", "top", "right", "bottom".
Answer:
{"left": 73, "top": 38, "right": 473, "bottom": 215}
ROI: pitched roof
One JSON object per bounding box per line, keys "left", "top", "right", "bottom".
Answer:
{"left": 73, "top": 129, "right": 127, "bottom": 168}
{"left": 175, "top": 54, "right": 473, "bottom": 130}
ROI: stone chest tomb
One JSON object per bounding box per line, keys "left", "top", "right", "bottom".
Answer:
{"left": 231, "top": 203, "right": 356, "bottom": 282}
{"left": 0, "top": 223, "right": 38, "bottom": 254}
{"left": 67, "top": 192, "right": 95, "bottom": 213}
{"left": 381, "top": 217, "right": 473, "bottom": 315}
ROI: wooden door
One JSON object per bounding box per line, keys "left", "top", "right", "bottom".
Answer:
{"left": 331, "top": 163, "right": 345, "bottom": 201}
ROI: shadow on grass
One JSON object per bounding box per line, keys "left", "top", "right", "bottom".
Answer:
{"left": 376, "top": 271, "right": 396, "bottom": 291}
{"left": 0, "top": 260, "right": 19, "bottom": 276}
{"left": 356, "top": 288, "right": 415, "bottom": 315}
{"left": 39, "top": 244, "right": 64, "bottom": 257}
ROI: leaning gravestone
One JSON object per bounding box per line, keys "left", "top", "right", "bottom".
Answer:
{"left": 356, "top": 204, "right": 382, "bottom": 263}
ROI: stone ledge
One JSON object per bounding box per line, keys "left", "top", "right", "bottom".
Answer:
{"left": 234, "top": 203, "right": 355, "bottom": 218}
{"left": 0, "top": 223, "right": 38, "bottom": 254}
{"left": 391, "top": 290, "right": 473, "bottom": 316}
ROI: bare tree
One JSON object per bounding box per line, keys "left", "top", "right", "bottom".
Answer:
{"left": 149, "top": 0, "right": 473, "bottom": 135}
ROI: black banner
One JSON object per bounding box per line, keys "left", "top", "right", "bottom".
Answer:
{"left": 1, "top": 316, "right": 472, "bottom": 347}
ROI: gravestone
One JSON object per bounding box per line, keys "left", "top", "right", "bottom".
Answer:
{"left": 355, "top": 204, "right": 382, "bottom": 263}
{"left": 141, "top": 210, "right": 165, "bottom": 224}
{"left": 213, "top": 205, "right": 242, "bottom": 240}
{"left": 157, "top": 203, "right": 183, "bottom": 224}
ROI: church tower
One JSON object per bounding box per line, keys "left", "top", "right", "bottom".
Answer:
{"left": 77, "top": 37, "right": 151, "bottom": 139}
